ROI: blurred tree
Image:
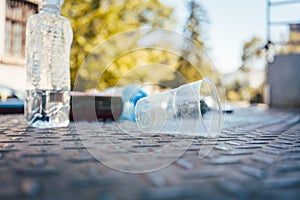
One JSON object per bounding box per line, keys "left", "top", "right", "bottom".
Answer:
{"left": 240, "top": 37, "right": 264, "bottom": 73}
{"left": 61, "top": 0, "right": 173, "bottom": 90}
{"left": 183, "top": 0, "right": 208, "bottom": 45}
{"left": 225, "top": 36, "right": 265, "bottom": 102}
{"left": 178, "top": 0, "right": 208, "bottom": 83}
{"left": 161, "top": 0, "right": 212, "bottom": 88}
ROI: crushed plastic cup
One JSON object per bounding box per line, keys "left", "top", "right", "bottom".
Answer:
{"left": 134, "top": 78, "right": 222, "bottom": 137}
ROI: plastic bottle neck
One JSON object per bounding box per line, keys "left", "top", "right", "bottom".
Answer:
{"left": 41, "top": 3, "right": 61, "bottom": 14}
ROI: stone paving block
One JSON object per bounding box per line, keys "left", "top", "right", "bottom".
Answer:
{"left": 70, "top": 176, "right": 119, "bottom": 188}
{"left": 274, "top": 163, "right": 300, "bottom": 173}
{"left": 260, "top": 148, "right": 283, "bottom": 156}
{"left": 182, "top": 169, "right": 223, "bottom": 179}
{"left": 225, "top": 141, "right": 240, "bottom": 146}
{"left": 15, "top": 167, "right": 60, "bottom": 176}
{"left": 238, "top": 165, "right": 267, "bottom": 179}
{"left": 235, "top": 145, "right": 262, "bottom": 149}
{"left": 216, "top": 179, "right": 251, "bottom": 200}
{"left": 282, "top": 155, "right": 300, "bottom": 161}
{"left": 287, "top": 148, "right": 300, "bottom": 153}
{"left": 0, "top": 108, "right": 299, "bottom": 199}
{"left": 263, "top": 177, "right": 300, "bottom": 188}
{"left": 142, "top": 186, "right": 199, "bottom": 200}
{"left": 67, "top": 157, "right": 98, "bottom": 164}
{"left": 220, "top": 151, "right": 253, "bottom": 156}
{"left": 251, "top": 154, "right": 276, "bottom": 165}
{"left": 20, "top": 178, "right": 42, "bottom": 198}
{"left": 21, "top": 153, "right": 59, "bottom": 158}
{"left": 206, "top": 157, "right": 241, "bottom": 165}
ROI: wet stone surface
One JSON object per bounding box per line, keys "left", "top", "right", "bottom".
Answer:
{"left": 0, "top": 107, "right": 299, "bottom": 199}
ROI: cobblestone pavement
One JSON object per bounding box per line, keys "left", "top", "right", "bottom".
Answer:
{"left": 0, "top": 107, "right": 299, "bottom": 200}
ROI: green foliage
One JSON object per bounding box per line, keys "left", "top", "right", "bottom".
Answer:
{"left": 183, "top": 0, "right": 208, "bottom": 45}
{"left": 61, "top": 0, "right": 213, "bottom": 91}
{"left": 225, "top": 36, "right": 266, "bottom": 103}
{"left": 240, "top": 37, "right": 264, "bottom": 72}
{"left": 62, "top": 0, "right": 174, "bottom": 90}
{"left": 177, "top": 0, "right": 209, "bottom": 84}
{"left": 163, "top": 0, "right": 215, "bottom": 89}
{"left": 98, "top": 49, "right": 180, "bottom": 90}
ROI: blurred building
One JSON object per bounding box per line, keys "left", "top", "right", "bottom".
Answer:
{"left": 288, "top": 23, "right": 300, "bottom": 53}
{"left": 0, "top": 0, "right": 39, "bottom": 90}
{"left": 266, "top": 23, "right": 300, "bottom": 107}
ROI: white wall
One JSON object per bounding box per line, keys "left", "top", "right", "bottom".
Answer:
{"left": 267, "top": 54, "right": 300, "bottom": 107}
{"left": 0, "top": 64, "right": 25, "bottom": 91}
{"left": 0, "top": 0, "right": 6, "bottom": 59}
{"left": 0, "top": 0, "right": 30, "bottom": 91}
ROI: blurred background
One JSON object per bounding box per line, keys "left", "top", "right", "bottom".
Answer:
{"left": 0, "top": 0, "right": 299, "bottom": 107}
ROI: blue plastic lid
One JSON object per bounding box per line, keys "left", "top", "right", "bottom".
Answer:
{"left": 120, "top": 85, "right": 147, "bottom": 121}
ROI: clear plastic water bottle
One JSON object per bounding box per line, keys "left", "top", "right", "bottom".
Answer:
{"left": 25, "top": 0, "right": 73, "bottom": 128}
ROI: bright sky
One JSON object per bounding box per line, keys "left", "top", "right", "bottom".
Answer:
{"left": 162, "top": 0, "right": 300, "bottom": 74}
{"left": 202, "top": 0, "right": 266, "bottom": 74}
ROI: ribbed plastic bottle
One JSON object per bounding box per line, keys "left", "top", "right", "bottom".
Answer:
{"left": 25, "top": 0, "right": 73, "bottom": 128}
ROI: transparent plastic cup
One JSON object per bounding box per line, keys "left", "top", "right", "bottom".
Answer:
{"left": 134, "top": 78, "right": 222, "bottom": 137}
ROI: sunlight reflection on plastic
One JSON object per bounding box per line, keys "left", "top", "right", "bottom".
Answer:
{"left": 72, "top": 28, "right": 225, "bottom": 173}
